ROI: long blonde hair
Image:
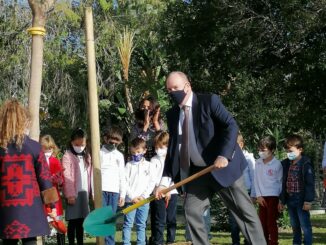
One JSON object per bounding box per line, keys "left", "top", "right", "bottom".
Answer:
{"left": 40, "top": 134, "right": 60, "bottom": 157}
{"left": 0, "top": 99, "right": 29, "bottom": 149}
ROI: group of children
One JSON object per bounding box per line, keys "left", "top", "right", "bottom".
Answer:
{"left": 43, "top": 125, "right": 316, "bottom": 245}
{"left": 40, "top": 126, "right": 175, "bottom": 245}
{"left": 39, "top": 129, "right": 93, "bottom": 245}
{"left": 235, "top": 134, "right": 315, "bottom": 245}
{"left": 100, "top": 127, "right": 176, "bottom": 245}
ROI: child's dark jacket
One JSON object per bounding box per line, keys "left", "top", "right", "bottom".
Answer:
{"left": 279, "top": 155, "right": 315, "bottom": 205}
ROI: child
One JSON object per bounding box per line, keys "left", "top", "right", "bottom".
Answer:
{"left": 0, "top": 99, "right": 58, "bottom": 245}
{"left": 229, "top": 133, "right": 255, "bottom": 245}
{"left": 62, "top": 128, "right": 93, "bottom": 245}
{"left": 279, "top": 134, "right": 314, "bottom": 245}
{"left": 254, "top": 135, "right": 282, "bottom": 245}
{"left": 149, "top": 132, "right": 178, "bottom": 245}
{"left": 100, "top": 126, "right": 126, "bottom": 245}
{"left": 122, "top": 138, "right": 156, "bottom": 245}
{"left": 40, "top": 135, "right": 66, "bottom": 245}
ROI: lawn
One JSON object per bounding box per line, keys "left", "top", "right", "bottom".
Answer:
{"left": 84, "top": 214, "right": 326, "bottom": 244}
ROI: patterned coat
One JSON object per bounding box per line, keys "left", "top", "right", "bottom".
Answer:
{"left": 0, "top": 136, "right": 53, "bottom": 239}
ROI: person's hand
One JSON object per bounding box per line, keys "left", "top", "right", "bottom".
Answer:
{"left": 118, "top": 197, "right": 125, "bottom": 207}
{"left": 67, "top": 197, "right": 76, "bottom": 205}
{"left": 132, "top": 197, "right": 139, "bottom": 203}
{"left": 251, "top": 197, "right": 257, "bottom": 204}
{"left": 48, "top": 208, "right": 57, "bottom": 219}
{"left": 165, "top": 192, "right": 171, "bottom": 202}
{"left": 51, "top": 172, "right": 63, "bottom": 185}
{"left": 256, "top": 196, "right": 266, "bottom": 207}
{"left": 132, "top": 196, "right": 144, "bottom": 204}
{"left": 152, "top": 107, "right": 161, "bottom": 130}
{"left": 278, "top": 203, "right": 285, "bottom": 212}
{"left": 303, "top": 202, "right": 312, "bottom": 211}
{"left": 213, "top": 156, "right": 228, "bottom": 169}
{"left": 155, "top": 186, "right": 166, "bottom": 200}
{"left": 143, "top": 110, "right": 150, "bottom": 132}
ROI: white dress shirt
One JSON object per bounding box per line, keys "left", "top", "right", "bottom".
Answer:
{"left": 100, "top": 147, "right": 126, "bottom": 197}
{"left": 151, "top": 155, "right": 178, "bottom": 194}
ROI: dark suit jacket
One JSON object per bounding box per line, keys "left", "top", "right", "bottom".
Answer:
{"left": 163, "top": 93, "right": 247, "bottom": 187}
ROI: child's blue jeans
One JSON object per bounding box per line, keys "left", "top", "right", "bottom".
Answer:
{"left": 122, "top": 203, "right": 149, "bottom": 245}
{"left": 287, "top": 194, "right": 312, "bottom": 245}
{"left": 102, "top": 191, "right": 119, "bottom": 245}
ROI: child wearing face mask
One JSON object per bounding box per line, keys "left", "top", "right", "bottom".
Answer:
{"left": 253, "top": 135, "right": 282, "bottom": 245}
{"left": 40, "top": 135, "right": 65, "bottom": 244}
{"left": 279, "top": 135, "right": 314, "bottom": 245}
{"left": 62, "top": 128, "right": 93, "bottom": 245}
{"left": 149, "top": 132, "right": 178, "bottom": 245}
{"left": 100, "top": 126, "right": 126, "bottom": 245}
{"left": 123, "top": 138, "right": 156, "bottom": 245}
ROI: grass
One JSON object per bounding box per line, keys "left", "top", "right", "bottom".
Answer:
{"left": 83, "top": 214, "right": 326, "bottom": 244}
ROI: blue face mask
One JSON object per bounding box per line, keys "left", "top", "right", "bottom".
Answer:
{"left": 131, "top": 153, "right": 143, "bottom": 162}
{"left": 287, "top": 152, "right": 297, "bottom": 161}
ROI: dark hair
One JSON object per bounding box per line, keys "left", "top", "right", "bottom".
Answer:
{"left": 138, "top": 96, "right": 158, "bottom": 111}
{"left": 284, "top": 134, "right": 304, "bottom": 150}
{"left": 138, "top": 95, "right": 160, "bottom": 119}
{"left": 258, "top": 135, "right": 276, "bottom": 152}
{"left": 103, "top": 126, "right": 123, "bottom": 143}
{"left": 69, "top": 128, "right": 91, "bottom": 167}
{"left": 70, "top": 128, "right": 86, "bottom": 142}
{"left": 135, "top": 108, "right": 147, "bottom": 128}
{"left": 130, "top": 137, "right": 146, "bottom": 150}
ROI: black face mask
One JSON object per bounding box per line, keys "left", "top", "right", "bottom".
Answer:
{"left": 104, "top": 143, "right": 116, "bottom": 151}
{"left": 169, "top": 89, "right": 187, "bottom": 105}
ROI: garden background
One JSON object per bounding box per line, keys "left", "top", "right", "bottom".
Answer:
{"left": 0, "top": 0, "right": 325, "bottom": 244}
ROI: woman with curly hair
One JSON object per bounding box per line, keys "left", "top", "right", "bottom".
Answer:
{"left": 0, "top": 99, "right": 58, "bottom": 245}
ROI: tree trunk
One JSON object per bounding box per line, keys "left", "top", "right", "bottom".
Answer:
{"left": 85, "top": 7, "right": 104, "bottom": 245}
{"left": 124, "top": 82, "right": 134, "bottom": 114}
{"left": 27, "top": 0, "right": 55, "bottom": 140}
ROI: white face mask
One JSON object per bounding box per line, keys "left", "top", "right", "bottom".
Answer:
{"left": 44, "top": 151, "right": 53, "bottom": 158}
{"left": 156, "top": 147, "right": 167, "bottom": 157}
{"left": 73, "top": 145, "right": 85, "bottom": 153}
{"left": 258, "top": 151, "right": 271, "bottom": 160}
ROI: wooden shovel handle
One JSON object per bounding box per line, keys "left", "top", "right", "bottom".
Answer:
{"left": 161, "top": 165, "right": 215, "bottom": 195}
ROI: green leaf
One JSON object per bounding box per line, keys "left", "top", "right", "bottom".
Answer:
{"left": 118, "top": 107, "right": 126, "bottom": 115}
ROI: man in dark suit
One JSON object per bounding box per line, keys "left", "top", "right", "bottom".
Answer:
{"left": 155, "top": 71, "right": 266, "bottom": 245}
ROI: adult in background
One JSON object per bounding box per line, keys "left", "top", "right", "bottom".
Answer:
{"left": 0, "top": 99, "right": 58, "bottom": 245}
{"left": 155, "top": 71, "right": 266, "bottom": 245}
{"left": 131, "top": 95, "right": 165, "bottom": 160}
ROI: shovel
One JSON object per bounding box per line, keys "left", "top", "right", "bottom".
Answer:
{"left": 83, "top": 165, "right": 216, "bottom": 236}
